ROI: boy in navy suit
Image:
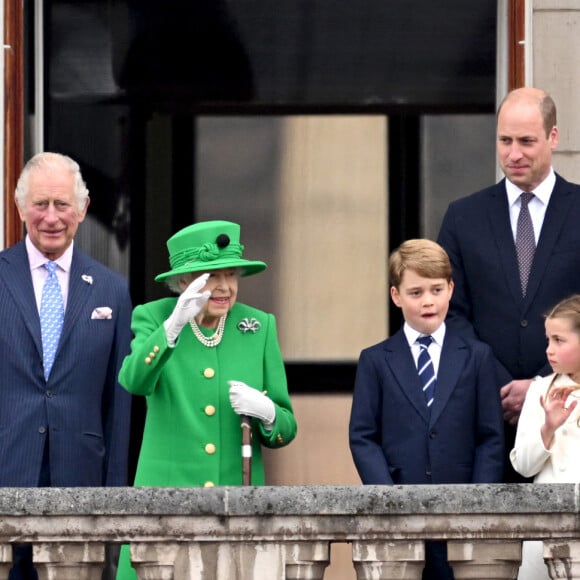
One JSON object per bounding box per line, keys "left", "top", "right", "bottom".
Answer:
{"left": 349, "top": 239, "right": 504, "bottom": 580}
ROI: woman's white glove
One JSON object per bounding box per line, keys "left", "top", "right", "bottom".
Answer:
{"left": 228, "top": 380, "right": 276, "bottom": 429}
{"left": 164, "top": 273, "right": 211, "bottom": 347}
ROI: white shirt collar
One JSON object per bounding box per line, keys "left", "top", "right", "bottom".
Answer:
{"left": 403, "top": 321, "right": 446, "bottom": 348}
{"left": 505, "top": 168, "right": 556, "bottom": 208}
{"left": 25, "top": 235, "right": 74, "bottom": 273}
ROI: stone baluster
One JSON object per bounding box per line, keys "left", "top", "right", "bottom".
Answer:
{"left": 283, "top": 541, "right": 331, "bottom": 579}
{"left": 0, "top": 543, "right": 13, "bottom": 576}
{"left": 447, "top": 540, "right": 522, "bottom": 579}
{"left": 129, "top": 542, "right": 180, "bottom": 580}
{"left": 544, "top": 540, "right": 580, "bottom": 579}
{"left": 33, "top": 542, "right": 105, "bottom": 580}
{"left": 351, "top": 540, "right": 425, "bottom": 580}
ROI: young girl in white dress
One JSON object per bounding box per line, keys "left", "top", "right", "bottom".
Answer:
{"left": 510, "top": 294, "right": 580, "bottom": 579}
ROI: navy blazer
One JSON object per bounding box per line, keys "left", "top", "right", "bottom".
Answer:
{"left": 437, "top": 174, "right": 580, "bottom": 384}
{"left": 349, "top": 329, "right": 504, "bottom": 485}
{"left": 0, "top": 241, "right": 132, "bottom": 487}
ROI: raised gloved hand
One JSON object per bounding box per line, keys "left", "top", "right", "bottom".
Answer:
{"left": 228, "top": 380, "right": 276, "bottom": 429}
{"left": 164, "top": 273, "right": 211, "bottom": 347}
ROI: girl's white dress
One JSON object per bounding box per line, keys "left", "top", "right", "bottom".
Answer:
{"left": 510, "top": 373, "right": 580, "bottom": 580}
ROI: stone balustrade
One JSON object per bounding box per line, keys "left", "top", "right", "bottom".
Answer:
{"left": 0, "top": 484, "right": 579, "bottom": 579}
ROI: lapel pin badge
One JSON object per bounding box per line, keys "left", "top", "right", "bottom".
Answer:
{"left": 81, "top": 274, "right": 93, "bottom": 285}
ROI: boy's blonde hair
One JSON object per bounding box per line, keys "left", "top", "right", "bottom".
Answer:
{"left": 545, "top": 294, "right": 580, "bottom": 335}
{"left": 389, "top": 239, "right": 453, "bottom": 288}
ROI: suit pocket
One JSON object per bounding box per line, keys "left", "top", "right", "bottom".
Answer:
{"left": 82, "top": 432, "right": 105, "bottom": 458}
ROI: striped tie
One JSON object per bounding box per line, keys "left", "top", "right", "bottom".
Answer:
{"left": 40, "top": 261, "right": 64, "bottom": 380}
{"left": 417, "top": 336, "right": 436, "bottom": 408}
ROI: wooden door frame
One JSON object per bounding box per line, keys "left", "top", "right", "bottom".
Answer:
{"left": 508, "top": 0, "right": 526, "bottom": 90}
{"left": 3, "top": 0, "right": 24, "bottom": 248}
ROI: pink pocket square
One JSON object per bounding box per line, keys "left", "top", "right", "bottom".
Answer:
{"left": 91, "top": 307, "right": 113, "bottom": 320}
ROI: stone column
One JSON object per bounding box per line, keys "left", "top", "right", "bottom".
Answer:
{"left": 283, "top": 541, "right": 331, "bottom": 580}
{"left": 33, "top": 542, "right": 105, "bottom": 580}
{"left": 351, "top": 540, "right": 424, "bottom": 580}
{"left": 531, "top": 0, "right": 580, "bottom": 184}
{"left": 447, "top": 540, "right": 522, "bottom": 579}
{"left": 129, "top": 542, "right": 180, "bottom": 580}
{"left": 0, "top": 543, "right": 13, "bottom": 576}
{"left": 544, "top": 540, "right": 580, "bottom": 579}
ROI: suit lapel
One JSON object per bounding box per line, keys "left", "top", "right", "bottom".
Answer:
{"left": 0, "top": 242, "right": 43, "bottom": 357}
{"left": 384, "top": 332, "right": 430, "bottom": 423}
{"left": 487, "top": 181, "right": 523, "bottom": 305}
{"left": 57, "top": 250, "right": 93, "bottom": 352}
{"left": 429, "top": 333, "right": 468, "bottom": 426}
{"left": 524, "top": 175, "right": 574, "bottom": 307}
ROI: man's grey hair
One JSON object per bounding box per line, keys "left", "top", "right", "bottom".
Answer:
{"left": 14, "top": 152, "right": 89, "bottom": 211}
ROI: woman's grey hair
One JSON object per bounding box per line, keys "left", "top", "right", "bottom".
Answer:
{"left": 165, "top": 275, "right": 185, "bottom": 294}
{"left": 14, "top": 152, "right": 89, "bottom": 211}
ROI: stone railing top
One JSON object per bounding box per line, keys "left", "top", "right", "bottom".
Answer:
{"left": 0, "top": 484, "right": 578, "bottom": 517}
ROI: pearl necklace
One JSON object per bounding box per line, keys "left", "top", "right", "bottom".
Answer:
{"left": 189, "top": 315, "right": 227, "bottom": 348}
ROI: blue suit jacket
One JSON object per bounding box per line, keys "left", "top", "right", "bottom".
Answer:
{"left": 437, "top": 174, "right": 580, "bottom": 384}
{"left": 0, "top": 241, "right": 132, "bottom": 487}
{"left": 349, "top": 329, "right": 504, "bottom": 485}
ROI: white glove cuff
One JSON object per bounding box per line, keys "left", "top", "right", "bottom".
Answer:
{"left": 163, "top": 318, "right": 178, "bottom": 348}
{"left": 261, "top": 398, "right": 276, "bottom": 430}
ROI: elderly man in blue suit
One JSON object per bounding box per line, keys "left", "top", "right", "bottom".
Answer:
{"left": 437, "top": 87, "right": 580, "bottom": 482}
{"left": 0, "top": 152, "right": 133, "bottom": 579}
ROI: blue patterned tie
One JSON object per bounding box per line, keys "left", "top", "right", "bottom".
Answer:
{"left": 417, "top": 336, "right": 436, "bottom": 408}
{"left": 40, "top": 261, "right": 64, "bottom": 380}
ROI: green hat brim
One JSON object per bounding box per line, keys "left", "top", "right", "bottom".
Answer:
{"left": 155, "top": 258, "right": 267, "bottom": 282}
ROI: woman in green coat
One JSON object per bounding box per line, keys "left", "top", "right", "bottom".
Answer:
{"left": 116, "top": 220, "right": 297, "bottom": 580}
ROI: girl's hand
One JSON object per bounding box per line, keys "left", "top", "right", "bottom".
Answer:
{"left": 540, "top": 386, "right": 579, "bottom": 447}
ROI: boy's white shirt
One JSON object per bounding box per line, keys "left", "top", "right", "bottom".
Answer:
{"left": 403, "top": 321, "right": 446, "bottom": 376}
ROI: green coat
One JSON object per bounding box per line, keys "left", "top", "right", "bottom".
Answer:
{"left": 116, "top": 300, "right": 297, "bottom": 580}
{"left": 119, "top": 299, "right": 297, "bottom": 487}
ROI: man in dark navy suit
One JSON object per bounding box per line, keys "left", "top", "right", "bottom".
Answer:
{"left": 0, "top": 152, "right": 132, "bottom": 579}
{"left": 437, "top": 87, "right": 580, "bottom": 481}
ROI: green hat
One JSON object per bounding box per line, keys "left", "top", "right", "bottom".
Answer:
{"left": 155, "top": 220, "right": 267, "bottom": 282}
